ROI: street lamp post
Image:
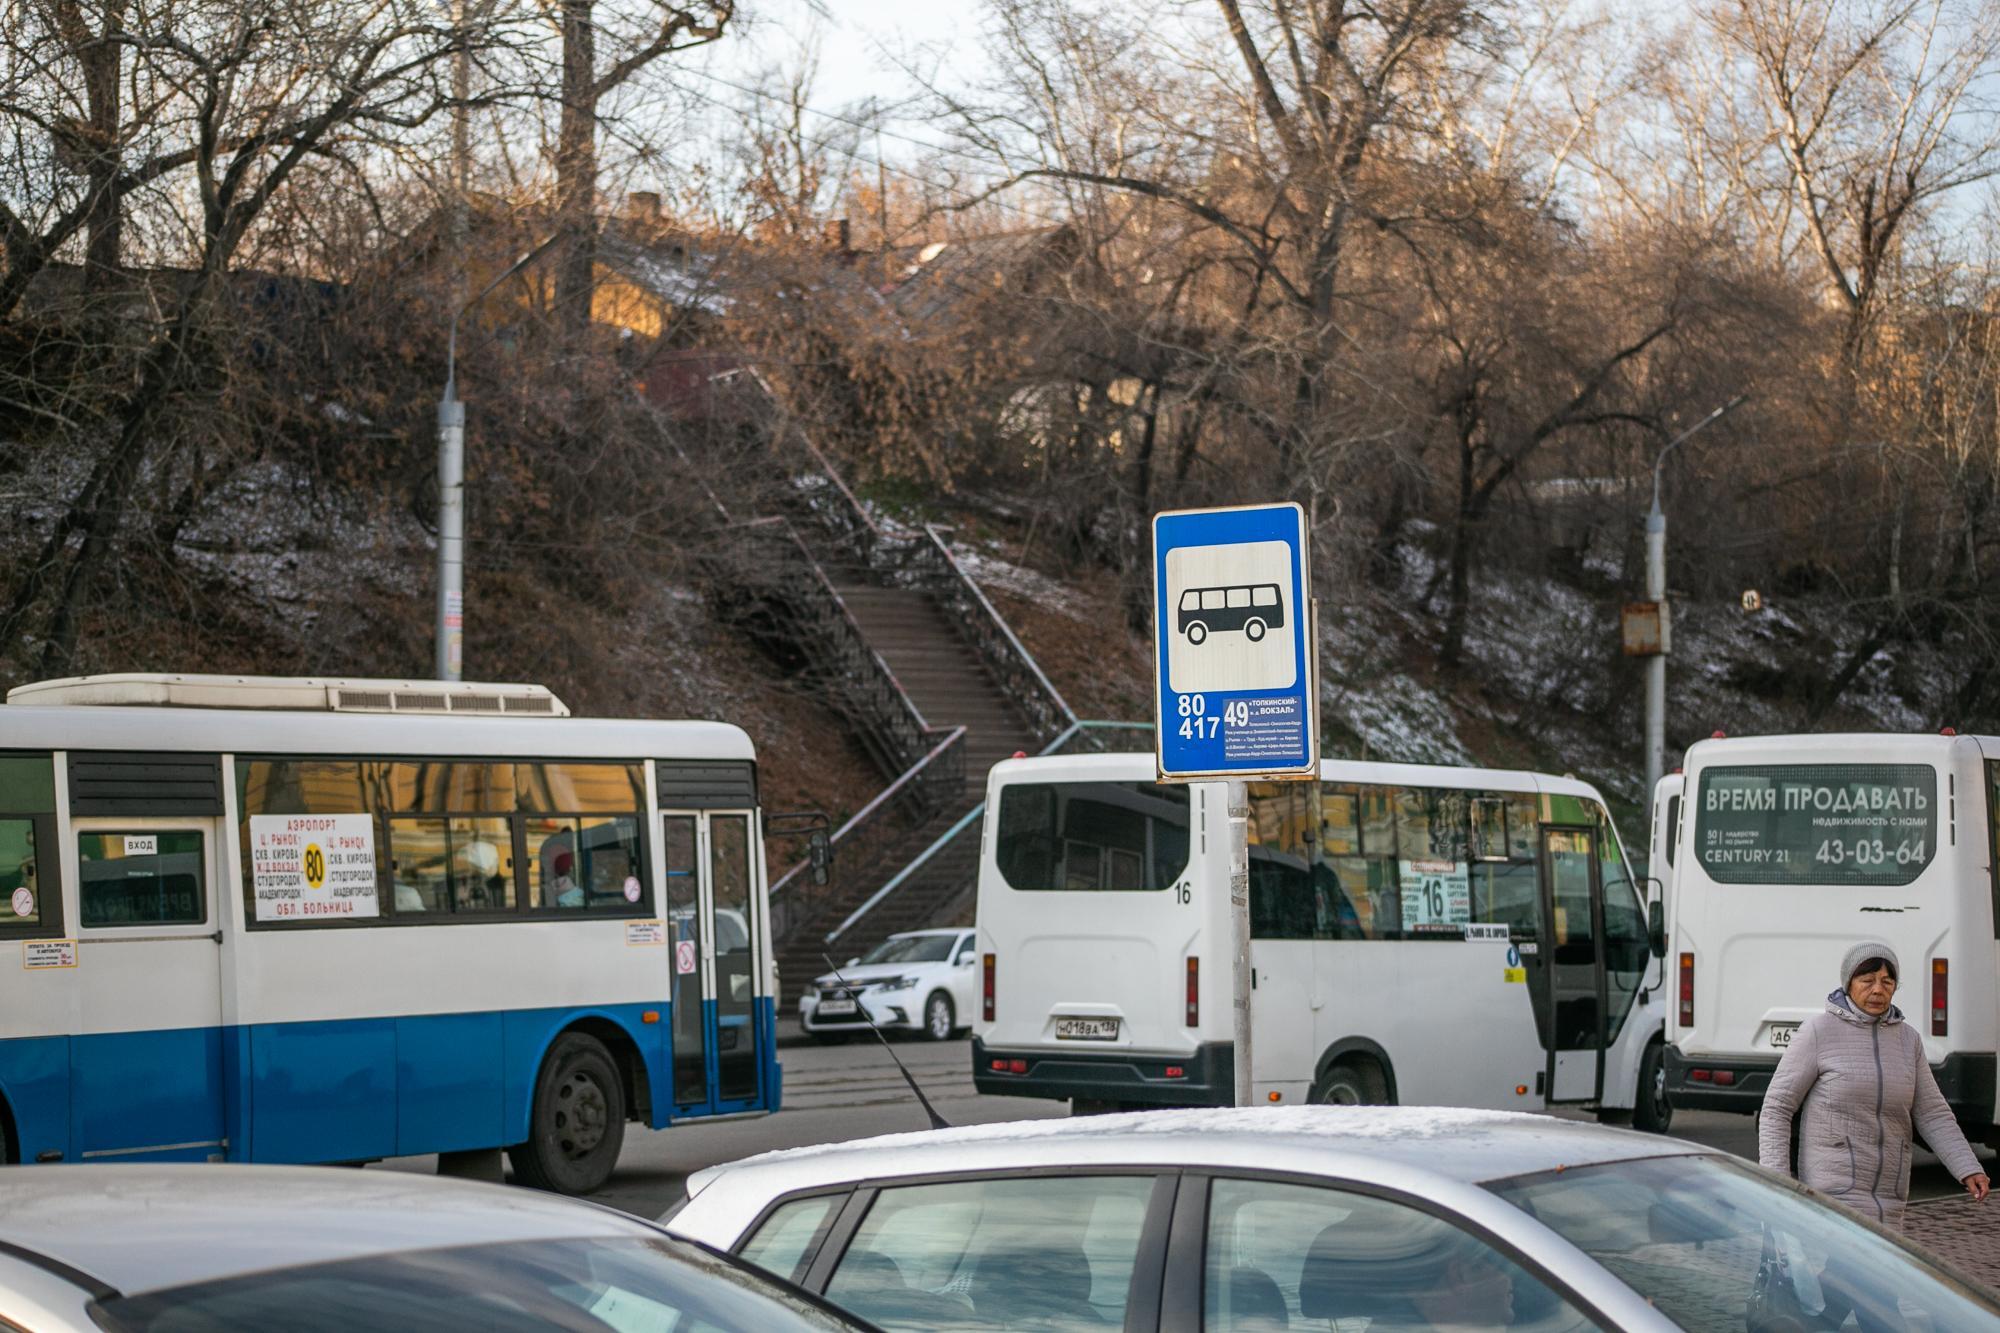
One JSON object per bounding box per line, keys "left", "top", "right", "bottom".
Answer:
{"left": 435, "top": 233, "right": 564, "bottom": 681}
{"left": 1643, "top": 393, "right": 1749, "bottom": 808}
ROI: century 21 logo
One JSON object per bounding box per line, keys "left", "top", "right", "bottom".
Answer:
{"left": 303, "top": 844, "right": 326, "bottom": 889}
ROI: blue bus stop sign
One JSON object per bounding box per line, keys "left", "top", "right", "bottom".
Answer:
{"left": 1153, "top": 502, "right": 1318, "bottom": 781}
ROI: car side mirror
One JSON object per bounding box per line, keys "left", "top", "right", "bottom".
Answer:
{"left": 956, "top": 953, "right": 975, "bottom": 967}
{"left": 845, "top": 956, "right": 860, "bottom": 969}
{"left": 1647, "top": 900, "right": 1666, "bottom": 960}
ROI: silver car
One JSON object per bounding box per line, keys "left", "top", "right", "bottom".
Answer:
{"left": 0, "top": 1164, "right": 879, "bottom": 1331}
{"left": 663, "top": 1106, "right": 1999, "bottom": 1331}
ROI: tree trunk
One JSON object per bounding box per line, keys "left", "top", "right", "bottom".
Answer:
{"left": 80, "top": 3, "right": 126, "bottom": 298}
{"left": 555, "top": 0, "right": 599, "bottom": 342}
{"left": 37, "top": 283, "right": 214, "bottom": 672}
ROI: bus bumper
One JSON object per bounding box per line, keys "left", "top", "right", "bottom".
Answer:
{"left": 971, "top": 1036, "right": 1234, "bottom": 1108}
{"left": 1665, "top": 1048, "right": 1996, "bottom": 1127}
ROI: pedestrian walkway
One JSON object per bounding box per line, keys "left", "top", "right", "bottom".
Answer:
{"left": 1907, "top": 1196, "right": 2000, "bottom": 1288}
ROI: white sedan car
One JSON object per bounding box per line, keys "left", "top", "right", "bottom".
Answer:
{"left": 0, "top": 1165, "right": 876, "bottom": 1331}
{"left": 664, "top": 1106, "right": 2000, "bottom": 1332}
{"left": 798, "top": 928, "right": 977, "bottom": 1042}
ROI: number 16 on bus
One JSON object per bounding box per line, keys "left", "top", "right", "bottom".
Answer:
{"left": 1152, "top": 502, "right": 1319, "bottom": 782}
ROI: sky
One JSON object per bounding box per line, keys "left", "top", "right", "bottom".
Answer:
{"left": 701, "top": 1, "right": 987, "bottom": 121}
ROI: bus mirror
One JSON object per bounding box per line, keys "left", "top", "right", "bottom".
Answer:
{"left": 1647, "top": 900, "right": 1666, "bottom": 960}
{"left": 809, "top": 831, "right": 832, "bottom": 886}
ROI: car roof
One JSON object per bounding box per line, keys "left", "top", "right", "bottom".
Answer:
{"left": 0, "top": 1165, "right": 666, "bottom": 1296}
{"left": 686, "top": 1106, "right": 1712, "bottom": 1202}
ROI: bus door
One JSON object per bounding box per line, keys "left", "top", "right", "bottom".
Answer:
{"left": 1536, "top": 827, "right": 1608, "bottom": 1104}
{"left": 661, "top": 810, "right": 766, "bottom": 1115}
{"left": 67, "top": 816, "right": 227, "bottom": 1161}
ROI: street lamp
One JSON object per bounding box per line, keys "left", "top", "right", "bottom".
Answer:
{"left": 435, "top": 232, "right": 564, "bottom": 681}
{"left": 1643, "top": 393, "right": 1749, "bottom": 809}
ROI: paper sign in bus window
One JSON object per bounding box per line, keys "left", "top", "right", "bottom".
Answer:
{"left": 1164, "top": 540, "right": 1297, "bottom": 693}
{"left": 1399, "top": 859, "right": 1470, "bottom": 930}
{"left": 251, "top": 814, "right": 379, "bottom": 922}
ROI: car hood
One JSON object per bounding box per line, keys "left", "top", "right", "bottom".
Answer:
{"left": 812, "top": 962, "right": 932, "bottom": 987}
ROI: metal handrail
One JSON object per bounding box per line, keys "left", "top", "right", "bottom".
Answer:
{"left": 825, "top": 802, "right": 984, "bottom": 945}
{"left": 770, "top": 726, "right": 967, "bottom": 901}
{"left": 904, "top": 524, "right": 1079, "bottom": 746}
{"left": 819, "top": 719, "right": 1154, "bottom": 945}
{"left": 735, "top": 517, "right": 934, "bottom": 773}
{"left": 742, "top": 366, "right": 885, "bottom": 558}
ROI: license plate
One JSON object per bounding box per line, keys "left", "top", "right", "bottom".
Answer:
{"left": 1769, "top": 1023, "right": 1798, "bottom": 1048}
{"left": 818, "top": 999, "right": 857, "bottom": 1016}
{"left": 1055, "top": 1017, "right": 1120, "bottom": 1041}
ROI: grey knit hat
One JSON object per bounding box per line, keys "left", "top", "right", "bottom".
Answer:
{"left": 1840, "top": 941, "right": 1900, "bottom": 986}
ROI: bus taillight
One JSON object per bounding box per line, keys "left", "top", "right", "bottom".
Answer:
{"left": 1932, "top": 959, "right": 1948, "bottom": 1037}
{"left": 983, "top": 953, "right": 995, "bottom": 1022}
{"left": 1678, "top": 952, "right": 1694, "bottom": 1028}
{"left": 1186, "top": 956, "right": 1199, "bottom": 1027}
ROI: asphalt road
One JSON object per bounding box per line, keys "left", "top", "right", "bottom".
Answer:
{"left": 381, "top": 1027, "right": 1990, "bottom": 1223}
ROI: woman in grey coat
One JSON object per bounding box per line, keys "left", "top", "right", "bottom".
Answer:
{"left": 1758, "top": 942, "right": 1989, "bottom": 1229}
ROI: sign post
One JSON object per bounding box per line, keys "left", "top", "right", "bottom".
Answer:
{"left": 1152, "top": 502, "right": 1319, "bottom": 1107}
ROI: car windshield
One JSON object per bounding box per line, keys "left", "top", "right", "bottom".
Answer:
{"left": 859, "top": 935, "right": 955, "bottom": 965}
{"left": 89, "top": 1235, "right": 868, "bottom": 1333}
{"left": 1487, "top": 1155, "right": 1998, "bottom": 1332}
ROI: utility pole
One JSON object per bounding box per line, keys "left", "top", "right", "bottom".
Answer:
{"left": 436, "top": 0, "right": 472, "bottom": 684}
{"left": 435, "top": 234, "right": 564, "bottom": 681}
{"left": 1644, "top": 394, "right": 1749, "bottom": 807}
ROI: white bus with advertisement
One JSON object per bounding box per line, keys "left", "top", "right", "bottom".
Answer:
{"left": 972, "top": 752, "right": 1671, "bottom": 1128}
{"left": 1660, "top": 732, "right": 1998, "bottom": 1140}
{"left": 0, "top": 674, "right": 780, "bottom": 1194}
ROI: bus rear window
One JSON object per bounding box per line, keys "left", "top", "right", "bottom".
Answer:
{"left": 1694, "top": 764, "right": 1935, "bottom": 887}
{"left": 995, "top": 782, "right": 1190, "bottom": 891}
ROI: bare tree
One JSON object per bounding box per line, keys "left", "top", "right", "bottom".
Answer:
{"left": 0, "top": 0, "right": 470, "bottom": 671}
{"left": 543, "top": 0, "right": 731, "bottom": 338}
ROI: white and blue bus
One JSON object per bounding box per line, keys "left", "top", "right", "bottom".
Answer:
{"left": 974, "top": 753, "right": 1669, "bottom": 1129}
{"left": 0, "top": 673, "right": 779, "bottom": 1192}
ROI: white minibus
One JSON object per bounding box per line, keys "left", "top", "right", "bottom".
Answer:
{"left": 1660, "top": 732, "right": 1996, "bottom": 1141}
{"left": 0, "top": 673, "right": 780, "bottom": 1193}
{"left": 973, "top": 752, "right": 1669, "bottom": 1129}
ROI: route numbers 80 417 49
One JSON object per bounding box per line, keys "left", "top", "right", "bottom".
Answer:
{"left": 1175, "top": 695, "right": 1250, "bottom": 740}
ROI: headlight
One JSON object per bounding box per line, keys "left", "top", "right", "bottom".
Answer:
{"left": 872, "top": 975, "right": 918, "bottom": 992}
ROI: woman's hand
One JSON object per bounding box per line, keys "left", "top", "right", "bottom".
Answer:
{"left": 1964, "top": 1172, "right": 1990, "bottom": 1202}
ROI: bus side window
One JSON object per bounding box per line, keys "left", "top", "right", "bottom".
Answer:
{"left": 1665, "top": 795, "right": 1681, "bottom": 867}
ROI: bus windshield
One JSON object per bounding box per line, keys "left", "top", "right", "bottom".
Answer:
{"left": 1693, "top": 764, "right": 1935, "bottom": 887}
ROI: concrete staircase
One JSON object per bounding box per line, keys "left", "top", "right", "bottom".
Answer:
{"left": 832, "top": 584, "right": 1037, "bottom": 797}
{"left": 768, "top": 578, "right": 1039, "bottom": 1001}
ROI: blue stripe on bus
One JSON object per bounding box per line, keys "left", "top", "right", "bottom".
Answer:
{"left": 0, "top": 1000, "right": 776, "bottom": 1166}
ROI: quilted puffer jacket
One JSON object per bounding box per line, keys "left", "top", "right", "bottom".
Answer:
{"left": 1757, "top": 990, "right": 1982, "bottom": 1229}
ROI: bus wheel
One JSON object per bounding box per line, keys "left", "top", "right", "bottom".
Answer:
{"left": 923, "top": 992, "right": 956, "bottom": 1041}
{"left": 1313, "top": 1060, "right": 1387, "bottom": 1107}
{"left": 1245, "top": 618, "right": 1266, "bottom": 642}
{"left": 510, "top": 1033, "right": 626, "bottom": 1195}
{"left": 1186, "top": 622, "right": 1207, "bottom": 645}
{"left": 1633, "top": 1039, "right": 1673, "bottom": 1134}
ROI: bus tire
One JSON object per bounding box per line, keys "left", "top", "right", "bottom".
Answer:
{"left": 1245, "top": 618, "right": 1266, "bottom": 642}
{"left": 1313, "top": 1059, "right": 1387, "bottom": 1107}
{"left": 923, "top": 991, "right": 956, "bottom": 1041}
{"left": 509, "top": 1032, "right": 626, "bottom": 1195}
{"left": 1186, "top": 622, "right": 1207, "bottom": 645}
{"left": 1632, "top": 1039, "right": 1673, "bottom": 1134}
